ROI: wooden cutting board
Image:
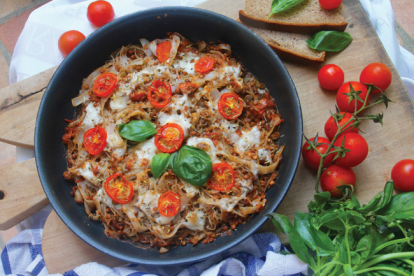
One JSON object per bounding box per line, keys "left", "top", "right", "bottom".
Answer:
{"left": 0, "top": 0, "right": 413, "bottom": 273}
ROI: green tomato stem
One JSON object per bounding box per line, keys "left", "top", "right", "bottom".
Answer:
{"left": 354, "top": 266, "right": 411, "bottom": 276}
{"left": 356, "top": 252, "right": 414, "bottom": 271}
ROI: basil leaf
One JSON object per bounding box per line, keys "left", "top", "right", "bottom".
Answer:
{"left": 269, "top": 0, "right": 305, "bottom": 18}
{"left": 376, "top": 191, "right": 414, "bottom": 222}
{"left": 358, "top": 181, "right": 394, "bottom": 215}
{"left": 151, "top": 153, "right": 171, "bottom": 178}
{"left": 118, "top": 120, "right": 156, "bottom": 142}
{"left": 170, "top": 145, "right": 212, "bottom": 187}
{"left": 307, "top": 31, "right": 353, "bottom": 52}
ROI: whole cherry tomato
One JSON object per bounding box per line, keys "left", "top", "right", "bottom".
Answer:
{"left": 360, "top": 63, "right": 392, "bottom": 94}
{"left": 87, "top": 0, "right": 115, "bottom": 27}
{"left": 336, "top": 81, "right": 369, "bottom": 113}
{"left": 391, "top": 159, "right": 414, "bottom": 191}
{"left": 321, "top": 164, "right": 356, "bottom": 197}
{"left": 318, "top": 64, "right": 344, "bottom": 90}
{"left": 302, "top": 137, "right": 335, "bottom": 171}
{"left": 334, "top": 133, "right": 369, "bottom": 167}
{"left": 158, "top": 191, "right": 181, "bottom": 217}
{"left": 324, "top": 112, "right": 359, "bottom": 141}
{"left": 208, "top": 162, "right": 235, "bottom": 191}
{"left": 58, "top": 30, "right": 85, "bottom": 57}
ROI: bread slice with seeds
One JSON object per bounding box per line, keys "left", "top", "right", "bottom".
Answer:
{"left": 240, "top": 0, "right": 348, "bottom": 34}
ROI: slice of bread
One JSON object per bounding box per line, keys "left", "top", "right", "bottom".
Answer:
{"left": 240, "top": 0, "right": 348, "bottom": 34}
{"left": 241, "top": 22, "right": 325, "bottom": 64}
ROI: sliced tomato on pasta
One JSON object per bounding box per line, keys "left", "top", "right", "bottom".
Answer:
{"left": 104, "top": 173, "right": 133, "bottom": 204}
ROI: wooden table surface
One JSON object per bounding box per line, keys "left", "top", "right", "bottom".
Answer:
{"left": 0, "top": 0, "right": 413, "bottom": 274}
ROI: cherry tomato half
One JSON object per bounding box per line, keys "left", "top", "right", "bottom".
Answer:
{"left": 158, "top": 191, "right": 181, "bottom": 217}
{"left": 156, "top": 41, "right": 172, "bottom": 63}
{"left": 178, "top": 83, "right": 198, "bottom": 94}
{"left": 208, "top": 162, "right": 235, "bottom": 191}
{"left": 195, "top": 57, "right": 215, "bottom": 73}
{"left": 58, "top": 30, "right": 85, "bottom": 57}
{"left": 391, "top": 159, "right": 414, "bottom": 191}
{"left": 253, "top": 97, "right": 275, "bottom": 116}
{"left": 321, "top": 164, "right": 356, "bottom": 197}
{"left": 218, "top": 93, "right": 244, "bottom": 120}
{"left": 104, "top": 173, "right": 133, "bottom": 204}
{"left": 154, "top": 123, "right": 184, "bottom": 153}
{"left": 336, "top": 81, "right": 369, "bottom": 113}
{"left": 83, "top": 126, "right": 107, "bottom": 155}
{"left": 360, "top": 63, "right": 392, "bottom": 94}
{"left": 302, "top": 137, "right": 334, "bottom": 171}
{"left": 87, "top": 0, "right": 115, "bottom": 27}
{"left": 324, "top": 112, "right": 359, "bottom": 141}
{"left": 92, "top": 73, "right": 117, "bottom": 97}
{"left": 147, "top": 79, "right": 172, "bottom": 108}
{"left": 318, "top": 64, "right": 344, "bottom": 90}
{"left": 319, "top": 0, "right": 342, "bottom": 9}
{"left": 334, "top": 133, "right": 369, "bottom": 167}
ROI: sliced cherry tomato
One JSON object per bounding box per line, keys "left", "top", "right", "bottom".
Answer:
{"left": 318, "top": 64, "right": 344, "bottom": 90}
{"left": 336, "top": 81, "right": 369, "bottom": 113}
{"left": 178, "top": 83, "right": 198, "bottom": 94}
{"left": 92, "top": 73, "right": 117, "bottom": 97}
{"left": 360, "top": 63, "right": 392, "bottom": 94}
{"left": 147, "top": 79, "right": 172, "bottom": 108}
{"left": 333, "top": 133, "right": 369, "bottom": 167}
{"left": 104, "top": 173, "right": 133, "bottom": 204}
{"left": 154, "top": 123, "right": 184, "bottom": 153}
{"left": 391, "top": 159, "right": 414, "bottom": 191}
{"left": 319, "top": 0, "right": 342, "bottom": 9}
{"left": 195, "top": 57, "right": 215, "bottom": 73}
{"left": 324, "top": 112, "right": 359, "bottom": 141}
{"left": 253, "top": 97, "right": 275, "bottom": 116}
{"left": 83, "top": 126, "right": 107, "bottom": 155}
{"left": 156, "top": 41, "right": 172, "bottom": 63}
{"left": 158, "top": 191, "right": 181, "bottom": 217}
{"left": 208, "top": 162, "right": 235, "bottom": 191}
{"left": 218, "top": 93, "right": 244, "bottom": 120}
{"left": 302, "top": 137, "right": 334, "bottom": 171}
{"left": 58, "top": 30, "right": 85, "bottom": 57}
{"left": 129, "top": 89, "right": 147, "bottom": 102}
{"left": 87, "top": 0, "right": 115, "bottom": 27}
{"left": 321, "top": 164, "right": 356, "bottom": 197}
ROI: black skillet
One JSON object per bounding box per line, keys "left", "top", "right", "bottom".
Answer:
{"left": 35, "top": 7, "right": 302, "bottom": 266}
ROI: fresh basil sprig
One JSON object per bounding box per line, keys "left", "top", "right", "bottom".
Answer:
{"left": 306, "top": 31, "right": 353, "bottom": 52}
{"left": 118, "top": 120, "right": 156, "bottom": 142}
{"left": 268, "top": 0, "right": 305, "bottom": 18}
{"left": 269, "top": 181, "right": 414, "bottom": 274}
{"left": 170, "top": 145, "right": 212, "bottom": 187}
{"left": 151, "top": 153, "right": 171, "bottom": 178}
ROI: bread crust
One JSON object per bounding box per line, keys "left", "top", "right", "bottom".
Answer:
{"left": 239, "top": 10, "right": 348, "bottom": 34}
{"left": 265, "top": 40, "right": 325, "bottom": 64}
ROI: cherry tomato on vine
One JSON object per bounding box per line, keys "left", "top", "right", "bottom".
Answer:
{"left": 158, "top": 191, "right": 181, "bottom": 217}
{"left": 318, "top": 64, "right": 344, "bottom": 90}
{"left": 154, "top": 123, "right": 184, "bottom": 153}
{"left": 83, "top": 126, "right": 107, "bottom": 155}
{"left": 336, "top": 81, "right": 369, "bottom": 113}
{"left": 104, "top": 173, "right": 133, "bottom": 204}
{"left": 324, "top": 112, "right": 359, "bottom": 141}
{"left": 319, "top": 0, "right": 342, "bottom": 10}
{"left": 92, "top": 73, "right": 117, "bottom": 97}
{"left": 391, "top": 159, "right": 414, "bottom": 191}
{"left": 218, "top": 93, "right": 244, "bottom": 120}
{"left": 147, "top": 79, "right": 172, "bottom": 108}
{"left": 302, "top": 137, "right": 335, "bottom": 171}
{"left": 58, "top": 30, "right": 85, "bottom": 57}
{"left": 360, "top": 63, "right": 392, "bottom": 94}
{"left": 334, "top": 133, "right": 369, "bottom": 167}
{"left": 208, "top": 162, "right": 235, "bottom": 191}
{"left": 195, "top": 57, "right": 215, "bottom": 73}
{"left": 156, "top": 41, "right": 172, "bottom": 63}
{"left": 321, "top": 164, "right": 356, "bottom": 197}
{"left": 87, "top": 0, "right": 115, "bottom": 27}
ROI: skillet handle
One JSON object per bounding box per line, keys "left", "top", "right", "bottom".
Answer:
{"left": 0, "top": 158, "right": 49, "bottom": 230}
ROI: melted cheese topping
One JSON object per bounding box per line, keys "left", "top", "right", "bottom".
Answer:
{"left": 135, "top": 137, "right": 158, "bottom": 168}
{"left": 75, "top": 161, "right": 97, "bottom": 183}
{"left": 83, "top": 102, "right": 102, "bottom": 131}
{"left": 234, "top": 126, "right": 261, "bottom": 152}
{"left": 183, "top": 210, "right": 205, "bottom": 231}
{"left": 158, "top": 95, "right": 192, "bottom": 136}
{"left": 258, "top": 148, "right": 272, "bottom": 164}
{"left": 173, "top": 53, "right": 199, "bottom": 74}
